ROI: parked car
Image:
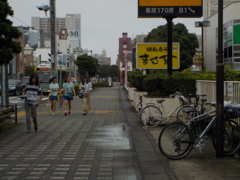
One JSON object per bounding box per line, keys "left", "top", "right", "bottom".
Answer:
{"left": 21, "top": 77, "right": 30, "bottom": 85}
{"left": 20, "top": 77, "right": 30, "bottom": 90}
{"left": 8, "top": 79, "right": 24, "bottom": 96}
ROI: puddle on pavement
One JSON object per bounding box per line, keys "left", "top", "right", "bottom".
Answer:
{"left": 87, "top": 124, "right": 131, "bottom": 150}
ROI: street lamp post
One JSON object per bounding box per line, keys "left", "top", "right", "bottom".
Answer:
{"left": 195, "top": 21, "right": 210, "bottom": 71}
{"left": 50, "top": 0, "right": 56, "bottom": 76}
{"left": 36, "top": 1, "right": 56, "bottom": 76}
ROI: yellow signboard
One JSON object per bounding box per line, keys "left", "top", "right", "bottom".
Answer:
{"left": 137, "top": 43, "right": 180, "bottom": 69}
{"left": 139, "top": 0, "right": 202, "bottom": 6}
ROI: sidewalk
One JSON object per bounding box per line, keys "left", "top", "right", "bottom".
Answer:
{"left": 1, "top": 83, "right": 240, "bottom": 180}
{"left": 0, "top": 83, "right": 175, "bottom": 180}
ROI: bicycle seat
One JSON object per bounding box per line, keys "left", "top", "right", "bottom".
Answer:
{"left": 182, "top": 108, "right": 197, "bottom": 113}
{"left": 156, "top": 100, "right": 165, "bottom": 104}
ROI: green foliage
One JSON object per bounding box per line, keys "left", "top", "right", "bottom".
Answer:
{"left": 109, "top": 65, "right": 119, "bottom": 77}
{"left": 224, "top": 68, "right": 240, "bottom": 81}
{"left": 0, "top": 108, "right": 12, "bottom": 123}
{"left": 0, "top": 0, "right": 22, "bottom": 65}
{"left": 0, "top": 108, "right": 12, "bottom": 117}
{"left": 144, "top": 23, "right": 199, "bottom": 71}
{"left": 132, "top": 74, "right": 146, "bottom": 91}
{"left": 128, "top": 66, "right": 240, "bottom": 97}
{"left": 75, "top": 54, "right": 99, "bottom": 77}
{"left": 74, "top": 84, "right": 80, "bottom": 95}
{"left": 92, "top": 82, "right": 109, "bottom": 87}
{"left": 98, "top": 65, "right": 110, "bottom": 78}
{"left": 24, "top": 66, "right": 35, "bottom": 76}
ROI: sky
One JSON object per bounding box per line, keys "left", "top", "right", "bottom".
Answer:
{"left": 8, "top": 0, "right": 202, "bottom": 65}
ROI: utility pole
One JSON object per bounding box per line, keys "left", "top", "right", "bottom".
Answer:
{"left": 50, "top": 0, "right": 56, "bottom": 76}
{"left": 216, "top": 0, "right": 224, "bottom": 158}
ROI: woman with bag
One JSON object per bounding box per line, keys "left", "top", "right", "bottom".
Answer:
{"left": 63, "top": 76, "right": 76, "bottom": 116}
{"left": 49, "top": 77, "right": 59, "bottom": 115}
{"left": 22, "top": 74, "right": 42, "bottom": 132}
{"left": 79, "top": 76, "right": 92, "bottom": 115}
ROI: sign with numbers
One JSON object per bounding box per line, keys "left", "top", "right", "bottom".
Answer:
{"left": 138, "top": 0, "right": 202, "bottom": 18}
{"left": 136, "top": 43, "right": 180, "bottom": 69}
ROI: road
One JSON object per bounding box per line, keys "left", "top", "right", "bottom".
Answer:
{"left": 0, "top": 95, "right": 49, "bottom": 110}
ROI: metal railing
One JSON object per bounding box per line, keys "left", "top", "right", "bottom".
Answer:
{"left": 196, "top": 80, "right": 240, "bottom": 124}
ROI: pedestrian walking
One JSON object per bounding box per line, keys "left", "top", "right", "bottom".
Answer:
{"left": 22, "top": 74, "right": 42, "bottom": 133}
{"left": 49, "top": 77, "right": 59, "bottom": 115}
{"left": 80, "top": 76, "right": 92, "bottom": 115}
{"left": 63, "top": 76, "right": 76, "bottom": 116}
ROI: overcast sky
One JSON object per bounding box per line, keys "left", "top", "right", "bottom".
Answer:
{"left": 8, "top": 0, "right": 202, "bottom": 64}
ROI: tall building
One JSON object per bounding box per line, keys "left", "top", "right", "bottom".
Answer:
{"left": 204, "top": 0, "right": 236, "bottom": 19}
{"left": 31, "top": 14, "right": 81, "bottom": 48}
{"left": 93, "top": 50, "right": 111, "bottom": 66}
{"left": 205, "top": 1, "right": 240, "bottom": 71}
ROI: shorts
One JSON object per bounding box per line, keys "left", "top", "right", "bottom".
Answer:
{"left": 64, "top": 95, "right": 72, "bottom": 101}
{"left": 49, "top": 96, "right": 58, "bottom": 101}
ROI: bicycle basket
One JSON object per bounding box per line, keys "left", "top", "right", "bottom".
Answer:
{"left": 225, "top": 103, "right": 240, "bottom": 119}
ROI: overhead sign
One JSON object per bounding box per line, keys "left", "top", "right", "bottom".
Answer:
{"left": 138, "top": 0, "right": 202, "bottom": 18}
{"left": 137, "top": 43, "right": 180, "bottom": 69}
{"left": 122, "top": 32, "right": 128, "bottom": 67}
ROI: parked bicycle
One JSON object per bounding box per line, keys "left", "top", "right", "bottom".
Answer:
{"left": 176, "top": 94, "right": 208, "bottom": 122}
{"left": 139, "top": 92, "right": 190, "bottom": 128}
{"left": 158, "top": 101, "right": 240, "bottom": 160}
{"left": 136, "top": 95, "right": 142, "bottom": 111}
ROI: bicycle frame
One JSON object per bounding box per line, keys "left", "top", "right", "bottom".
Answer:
{"left": 185, "top": 109, "right": 216, "bottom": 147}
{"left": 158, "top": 101, "right": 183, "bottom": 121}
{"left": 141, "top": 94, "right": 189, "bottom": 122}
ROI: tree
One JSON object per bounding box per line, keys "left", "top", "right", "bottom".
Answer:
{"left": 24, "top": 66, "right": 35, "bottom": 76}
{"left": 109, "top": 65, "right": 119, "bottom": 77}
{"left": 74, "top": 54, "right": 98, "bottom": 77}
{"left": 0, "top": 0, "right": 22, "bottom": 106}
{"left": 0, "top": 0, "right": 22, "bottom": 66}
{"left": 98, "top": 65, "right": 110, "bottom": 78}
{"left": 144, "top": 23, "right": 199, "bottom": 71}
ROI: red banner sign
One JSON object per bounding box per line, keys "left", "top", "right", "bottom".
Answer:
{"left": 59, "top": 28, "right": 68, "bottom": 40}
{"left": 122, "top": 33, "right": 128, "bottom": 67}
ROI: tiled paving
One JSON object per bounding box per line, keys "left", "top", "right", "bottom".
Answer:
{"left": 0, "top": 83, "right": 172, "bottom": 180}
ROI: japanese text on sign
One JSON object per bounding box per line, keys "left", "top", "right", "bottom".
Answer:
{"left": 138, "top": 0, "right": 202, "bottom": 18}
{"left": 137, "top": 43, "right": 180, "bottom": 69}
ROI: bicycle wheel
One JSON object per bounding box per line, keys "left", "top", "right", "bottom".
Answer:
{"left": 158, "top": 122, "right": 194, "bottom": 160}
{"left": 212, "top": 120, "right": 240, "bottom": 156}
{"left": 140, "top": 105, "right": 162, "bottom": 127}
{"left": 176, "top": 106, "right": 196, "bottom": 122}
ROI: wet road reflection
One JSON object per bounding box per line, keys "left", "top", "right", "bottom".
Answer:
{"left": 88, "top": 124, "right": 131, "bottom": 150}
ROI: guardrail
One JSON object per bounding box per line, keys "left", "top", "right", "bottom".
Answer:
{"left": 0, "top": 104, "right": 18, "bottom": 126}
{"left": 196, "top": 80, "right": 240, "bottom": 124}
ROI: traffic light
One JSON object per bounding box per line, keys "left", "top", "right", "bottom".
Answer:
{"left": 25, "top": 30, "right": 38, "bottom": 49}
{"left": 39, "top": 54, "right": 41, "bottom": 64}
{"left": 67, "top": 49, "right": 69, "bottom": 54}
{"left": 48, "top": 53, "right": 51, "bottom": 62}
{"left": 58, "top": 54, "right": 63, "bottom": 64}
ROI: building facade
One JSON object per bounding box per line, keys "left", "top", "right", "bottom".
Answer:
{"left": 31, "top": 14, "right": 81, "bottom": 48}
{"left": 205, "top": 1, "right": 240, "bottom": 71}
{"left": 93, "top": 50, "right": 111, "bottom": 66}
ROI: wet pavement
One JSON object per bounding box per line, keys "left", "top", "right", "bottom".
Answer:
{"left": 1, "top": 83, "right": 240, "bottom": 180}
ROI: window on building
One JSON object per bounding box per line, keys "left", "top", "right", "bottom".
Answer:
{"left": 234, "top": 53, "right": 240, "bottom": 57}
{"left": 234, "top": 58, "right": 240, "bottom": 62}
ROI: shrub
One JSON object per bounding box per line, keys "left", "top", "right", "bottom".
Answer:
{"left": 132, "top": 74, "right": 146, "bottom": 91}
{"left": 74, "top": 84, "right": 80, "bottom": 95}
{"left": 92, "top": 82, "right": 109, "bottom": 87}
